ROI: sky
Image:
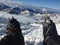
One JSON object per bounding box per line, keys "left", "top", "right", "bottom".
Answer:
{"left": 11, "top": 0, "right": 60, "bottom": 9}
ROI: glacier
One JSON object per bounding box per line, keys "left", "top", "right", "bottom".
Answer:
{"left": 0, "top": 11, "right": 60, "bottom": 45}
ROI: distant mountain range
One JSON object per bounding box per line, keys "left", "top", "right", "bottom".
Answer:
{"left": 0, "top": 1, "right": 60, "bottom": 15}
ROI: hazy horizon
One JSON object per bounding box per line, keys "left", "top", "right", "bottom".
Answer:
{"left": 11, "top": 0, "right": 60, "bottom": 10}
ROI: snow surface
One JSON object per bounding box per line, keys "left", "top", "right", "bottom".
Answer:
{"left": 0, "top": 11, "right": 60, "bottom": 45}
{"left": 0, "top": 11, "right": 37, "bottom": 23}
{"left": 0, "top": 11, "right": 43, "bottom": 45}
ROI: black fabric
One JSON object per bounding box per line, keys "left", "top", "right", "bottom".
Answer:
{"left": 46, "top": 38, "right": 60, "bottom": 45}
{"left": 0, "top": 18, "right": 25, "bottom": 45}
{"left": 43, "top": 19, "right": 60, "bottom": 45}
{"left": 6, "top": 17, "right": 20, "bottom": 30}
{"left": 0, "top": 34, "right": 25, "bottom": 45}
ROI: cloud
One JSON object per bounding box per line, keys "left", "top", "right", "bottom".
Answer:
{"left": 0, "top": 0, "right": 11, "bottom": 2}
{"left": 0, "top": 0, "right": 23, "bottom": 4}
{"left": 0, "top": 0, "right": 23, "bottom": 7}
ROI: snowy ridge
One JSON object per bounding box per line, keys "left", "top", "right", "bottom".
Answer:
{"left": 0, "top": 0, "right": 60, "bottom": 15}
{"left": 0, "top": 11, "right": 37, "bottom": 23}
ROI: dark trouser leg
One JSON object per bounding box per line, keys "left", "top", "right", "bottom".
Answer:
{"left": 43, "top": 41, "right": 47, "bottom": 45}
{"left": 47, "top": 39, "right": 59, "bottom": 45}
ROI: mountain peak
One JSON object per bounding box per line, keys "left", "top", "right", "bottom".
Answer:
{"left": 41, "top": 8, "right": 47, "bottom": 12}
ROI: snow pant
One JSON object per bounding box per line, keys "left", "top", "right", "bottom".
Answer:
{"left": 43, "top": 41, "right": 47, "bottom": 45}
{"left": 46, "top": 38, "right": 60, "bottom": 45}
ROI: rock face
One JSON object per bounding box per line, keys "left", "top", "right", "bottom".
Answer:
{"left": 9, "top": 7, "right": 21, "bottom": 14}
{"left": 0, "top": 3, "right": 10, "bottom": 11}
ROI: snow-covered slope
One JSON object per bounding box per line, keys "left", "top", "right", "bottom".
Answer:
{"left": 25, "top": 24, "right": 43, "bottom": 45}
{"left": 0, "top": 11, "right": 60, "bottom": 45}
{"left": 0, "top": 11, "right": 43, "bottom": 45}
{"left": 0, "top": 11, "right": 37, "bottom": 23}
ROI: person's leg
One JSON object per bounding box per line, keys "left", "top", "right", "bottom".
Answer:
{"left": 47, "top": 39, "right": 59, "bottom": 45}
{"left": 43, "top": 41, "right": 47, "bottom": 45}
